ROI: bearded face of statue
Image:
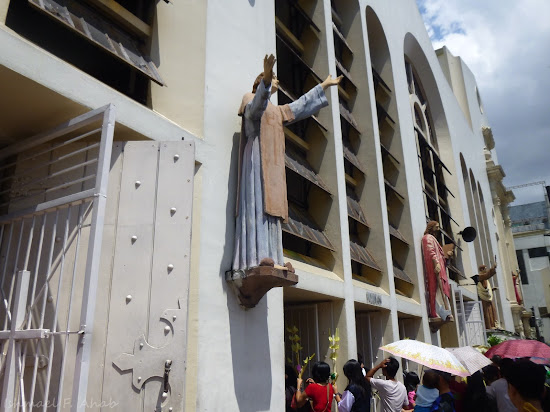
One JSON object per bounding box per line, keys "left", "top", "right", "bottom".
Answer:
{"left": 425, "top": 221, "right": 441, "bottom": 237}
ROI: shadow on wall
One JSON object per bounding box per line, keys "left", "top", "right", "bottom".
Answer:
{"left": 222, "top": 132, "right": 273, "bottom": 410}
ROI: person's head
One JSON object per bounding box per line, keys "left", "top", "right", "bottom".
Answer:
{"left": 467, "top": 371, "right": 486, "bottom": 391}
{"left": 311, "top": 361, "right": 331, "bottom": 384}
{"left": 252, "top": 72, "right": 279, "bottom": 94}
{"left": 433, "top": 371, "right": 452, "bottom": 391}
{"left": 500, "top": 358, "right": 515, "bottom": 380}
{"left": 506, "top": 359, "right": 546, "bottom": 408}
{"left": 343, "top": 359, "right": 363, "bottom": 382}
{"left": 343, "top": 359, "right": 371, "bottom": 396}
{"left": 424, "top": 221, "right": 440, "bottom": 236}
{"left": 464, "top": 371, "right": 489, "bottom": 408}
{"left": 490, "top": 355, "right": 502, "bottom": 367}
{"left": 383, "top": 357, "right": 400, "bottom": 379}
{"left": 479, "top": 264, "right": 488, "bottom": 274}
{"left": 404, "top": 371, "right": 420, "bottom": 392}
{"left": 285, "top": 364, "right": 297, "bottom": 388}
{"left": 482, "top": 364, "right": 500, "bottom": 385}
{"left": 422, "top": 370, "right": 440, "bottom": 389}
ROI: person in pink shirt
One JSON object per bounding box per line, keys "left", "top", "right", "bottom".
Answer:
{"left": 403, "top": 371, "right": 420, "bottom": 410}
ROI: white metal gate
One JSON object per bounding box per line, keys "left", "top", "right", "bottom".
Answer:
{"left": 0, "top": 106, "right": 114, "bottom": 411}
{"left": 455, "top": 290, "right": 487, "bottom": 346}
{"left": 356, "top": 313, "right": 384, "bottom": 412}
{"left": 99, "top": 140, "right": 194, "bottom": 412}
{"left": 285, "top": 305, "right": 320, "bottom": 380}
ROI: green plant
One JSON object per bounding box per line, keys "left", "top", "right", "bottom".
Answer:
{"left": 286, "top": 325, "right": 315, "bottom": 379}
{"left": 328, "top": 328, "right": 340, "bottom": 382}
{"left": 487, "top": 335, "right": 503, "bottom": 347}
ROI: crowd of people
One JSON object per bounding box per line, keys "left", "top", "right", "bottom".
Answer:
{"left": 285, "top": 355, "right": 549, "bottom": 412}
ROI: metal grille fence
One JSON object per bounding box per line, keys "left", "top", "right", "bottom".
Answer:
{"left": 284, "top": 305, "right": 320, "bottom": 380}
{"left": 455, "top": 290, "right": 487, "bottom": 347}
{"left": 0, "top": 105, "right": 114, "bottom": 411}
{"left": 356, "top": 313, "right": 384, "bottom": 412}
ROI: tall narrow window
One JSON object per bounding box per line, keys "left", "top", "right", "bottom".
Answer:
{"left": 333, "top": 1, "right": 383, "bottom": 285}
{"left": 405, "top": 60, "right": 460, "bottom": 280}
{"left": 366, "top": 8, "right": 414, "bottom": 296}
{"left": 275, "top": 0, "right": 334, "bottom": 268}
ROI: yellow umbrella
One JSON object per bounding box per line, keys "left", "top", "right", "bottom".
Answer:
{"left": 380, "top": 339, "right": 469, "bottom": 377}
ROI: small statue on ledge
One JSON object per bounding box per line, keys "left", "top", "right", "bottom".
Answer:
{"left": 472, "top": 258, "right": 499, "bottom": 330}
{"left": 232, "top": 54, "right": 341, "bottom": 273}
{"left": 421, "top": 221, "right": 454, "bottom": 322}
{"left": 512, "top": 270, "right": 523, "bottom": 305}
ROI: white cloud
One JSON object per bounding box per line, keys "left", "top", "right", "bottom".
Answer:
{"left": 417, "top": 0, "right": 550, "bottom": 204}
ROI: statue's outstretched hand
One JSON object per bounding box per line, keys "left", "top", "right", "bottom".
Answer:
{"left": 321, "top": 75, "right": 343, "bottom": 90}
{"left": 263, "top": 54, "right": 276, "bottom": 85}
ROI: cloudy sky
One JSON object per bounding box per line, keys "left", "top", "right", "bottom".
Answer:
{"left": 416, "top": 0, "right": 550, "bottom": 205}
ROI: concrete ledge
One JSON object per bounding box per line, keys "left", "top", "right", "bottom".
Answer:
{"left": 396, "top": 295, "right": 422, "bottom": 317}
{"left": 429, "top": 316, "right": 453, "bottom": 333}
{"left": 226, "top": 266, "right": 299, "bottom": 308}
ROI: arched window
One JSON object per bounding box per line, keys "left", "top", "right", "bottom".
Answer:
{"left": 460, "top": 155, "right": 483, "bottom": 266}
{"left": 405, "top": 60, "right": 455, "bottom": 247}
{"left": 406, "top": 61, "right": 438, "bottom": 150}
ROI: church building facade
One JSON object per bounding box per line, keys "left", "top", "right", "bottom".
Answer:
{"left": 0, "top": 0, "right": 525, "bottom": 411}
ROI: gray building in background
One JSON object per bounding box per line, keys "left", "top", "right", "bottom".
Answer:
{"left": 510, "top": 188, "right": 550, "bottom": 340}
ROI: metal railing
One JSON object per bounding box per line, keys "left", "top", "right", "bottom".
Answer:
{"left": 0, "top": 105, "right": 114, "bottom": 412}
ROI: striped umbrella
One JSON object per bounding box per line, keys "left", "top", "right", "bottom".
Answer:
{"left": 446, "top": 346, "right": 492, "bottom": 374}
{"left": 380, "top": 339, "right": 469, "bottom": 377}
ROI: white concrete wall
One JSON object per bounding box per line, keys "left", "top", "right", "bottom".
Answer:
{"left": 197, "top": 1, "right": 284, "bottom": 410}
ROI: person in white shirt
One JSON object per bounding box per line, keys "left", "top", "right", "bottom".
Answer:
{"left": 366, "top": 357, "right": 409, "bottom": 412}
{"left": 485, "top": 359, "right": 518, "bottom": 412}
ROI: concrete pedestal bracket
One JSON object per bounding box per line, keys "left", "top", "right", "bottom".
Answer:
{"left": 226, "top": 266, "right": 299, "bottom": 308}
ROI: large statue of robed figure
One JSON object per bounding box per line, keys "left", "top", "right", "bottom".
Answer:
{"left": 232, "top": 54, "right": 341, "bottom": 272}
{"left": 227, "top": 55, "right": 341, "bottom": 307}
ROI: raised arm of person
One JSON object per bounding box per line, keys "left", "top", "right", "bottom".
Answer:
{"left": 294, "top": 377, "right": 309, "bottom": 406}
{"left": 286, "top": 75, "right": 343, "bottom": 123}
{"left": 245, "top": 54, "right": 276, "bottom": 121}
{"left": 365, "top": 358, "right": 389, "bottom": 383}
{"left": 479, "top": 259, "right": 498, "bottom": 282}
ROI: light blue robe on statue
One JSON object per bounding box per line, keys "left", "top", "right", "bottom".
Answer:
{"left": 232, "top": 79, "right": 328, "bottom": 271}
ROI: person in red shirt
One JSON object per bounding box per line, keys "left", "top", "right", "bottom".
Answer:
{"left": 296, "top": 361, "right": 335, "bottom": 412}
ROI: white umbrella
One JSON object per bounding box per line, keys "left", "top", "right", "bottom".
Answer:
{"left": 446, "top": 346, "right": 492, "bottom": 374}
{"left": 380, "top": 339, "right": 469, "bottom": 377}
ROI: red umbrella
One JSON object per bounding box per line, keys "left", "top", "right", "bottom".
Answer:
{"left": 485, "top": 339, "right": 550, "bottom": 360}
